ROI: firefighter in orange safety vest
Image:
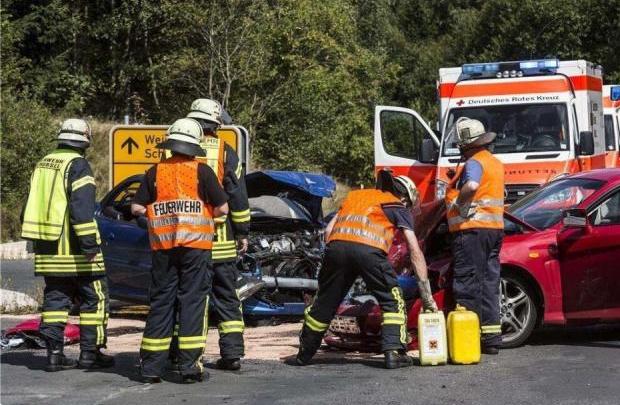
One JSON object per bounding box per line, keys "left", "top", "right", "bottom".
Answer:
{"left": 296, "top": 170, "right": 438, "bottom": 369}
{"left": 445, "top": 117, "right": 505, "bottom": 355}
{"left": 131, "top": 118, "right": 229, "bottom": 384}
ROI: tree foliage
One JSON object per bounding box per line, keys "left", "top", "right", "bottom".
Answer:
{"left": 2, "top": 0, "right": 620, "bottom": 239}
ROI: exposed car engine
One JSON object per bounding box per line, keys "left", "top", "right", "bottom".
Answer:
{"left": 238, "top": 194, "right": 325, "bottom": 308}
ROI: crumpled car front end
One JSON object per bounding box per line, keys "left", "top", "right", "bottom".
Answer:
{"left": 237, "top": 170, "right": 335, "bottom": 318}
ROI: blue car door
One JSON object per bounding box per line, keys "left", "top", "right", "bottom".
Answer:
{"left": 96, "top": 176, "right": 151, "bottom": 303}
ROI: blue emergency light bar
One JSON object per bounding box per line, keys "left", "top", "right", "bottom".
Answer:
{"left": 611, "top": 86, "right": 620, "bottom": 101}
{"left": 460, "top": 59, "right": 559, "bottom": 80}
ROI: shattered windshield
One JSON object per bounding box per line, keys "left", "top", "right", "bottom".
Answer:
{"left": 507, "top": 178, "right": 603, "bottom": 229}
{"left": 442, "top": 103, "right": 570, "bottom": 156}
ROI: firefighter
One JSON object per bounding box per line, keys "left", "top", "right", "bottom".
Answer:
{"left": 21, "top": 119, "right": 114, "bottom": 371}
{"left": 296, "top": 171, "right": 438, "bottom": 369}
{"left": 445, "top": 117, "right": 504, "bottom": 354}
{"left": 186, "top": 98, "right": 251, "bottom": 371}
{"left": 131, "top": 118, "right": 229, "bottom": 383}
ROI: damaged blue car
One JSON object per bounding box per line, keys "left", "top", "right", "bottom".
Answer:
{"left": 95, "top": 170, "right": 335, "bottom": 319}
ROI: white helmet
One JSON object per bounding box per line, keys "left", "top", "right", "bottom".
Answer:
{"left": 156, "top": 118, "right": 206, "bottom": 157}
{"left": 57, "top": 118, "right": 91, "bottom": 147}
{"left": 454, "top": 117, "right": 496, "bottom": 149}
{"left": 394, "top": 175, "right": 419, "bottom": 206}
{"left": 187, "top": 98, "right": 223, "bottom": 125}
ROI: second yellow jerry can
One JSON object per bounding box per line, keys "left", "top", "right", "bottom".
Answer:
{"left": 447, "top": 305, "right": 481, "bottom": 364}
{"left": 418, "top": 310, "right": 448, "bottom": 366}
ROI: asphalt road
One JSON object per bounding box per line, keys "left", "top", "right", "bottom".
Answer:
{"left": 2, "top": 325, "right": 619, "bottom": 405}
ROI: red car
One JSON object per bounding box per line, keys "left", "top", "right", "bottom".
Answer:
{"left": 325, "top": 169, "right": 620, "bottom": 350}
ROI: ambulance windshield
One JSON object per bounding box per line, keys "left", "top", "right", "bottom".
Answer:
{"left": 442, "top": 103, "right": 570, "bottom": 156}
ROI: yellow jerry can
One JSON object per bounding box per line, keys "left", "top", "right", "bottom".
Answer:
{"left": 417, "top": 310, "right": 448, "bottom": 366}
{"left": 447, "top": 305, "right": 481, "bottom": 364}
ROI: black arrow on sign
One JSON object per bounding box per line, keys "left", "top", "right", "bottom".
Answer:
{"left": 121, "top": 137, "right": 139, "bottom": 155}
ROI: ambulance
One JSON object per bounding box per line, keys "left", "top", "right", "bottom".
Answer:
{"left": 375, "top": 59, "right": 606, "bottom": 204}
{"left": 603, "top": 85, "right": 620, "bottom": 168}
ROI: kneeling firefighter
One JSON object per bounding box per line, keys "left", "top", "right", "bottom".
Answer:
{"left": 132, "top": 118, "right": 229, "bottom": 383}
{"left": 21, "top": 119, "right": 114, "bottom": 371}
{"left": 297, "top": 171, "right": 438, "bottom": 369}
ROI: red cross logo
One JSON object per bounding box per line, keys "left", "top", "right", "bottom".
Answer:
{"left": 456, "top": 99, "right": 465, "bottom": 106}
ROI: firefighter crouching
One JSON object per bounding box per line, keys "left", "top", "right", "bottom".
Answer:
{"left": 131, "top": 118, "right": 229, "bottom": 383}
{"left": 297, "top": 171, "right": 438, "bottom": 369}
{"left": 445, "top": 117, "right": 504, "bottom": 355}
{"left": 21, "top": 119, "right": 114, "bottom": 371}
{"left": 187, "top": 98, "right": 251, "bottom": 370}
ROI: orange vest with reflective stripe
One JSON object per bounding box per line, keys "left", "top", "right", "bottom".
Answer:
{"left": 328, "top": 189, "right": 400, "bottom": 253}
{"left": 164, "top": 137, "right": 225, "bottom": 183}
{"left": 146, "top": 156, "right": 215, "bottom": 250}
{"left": 445, "top": 149, "right": 504, "bottom": 232}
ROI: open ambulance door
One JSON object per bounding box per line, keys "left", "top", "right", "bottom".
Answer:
{"left": 374, "top": 106, "right": 440, "bottom": 203}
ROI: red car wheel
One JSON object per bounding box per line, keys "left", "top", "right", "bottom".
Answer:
{"left": 500, "top": 272, "right": 539, "bottom": 348}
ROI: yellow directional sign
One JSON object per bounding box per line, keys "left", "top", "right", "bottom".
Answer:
{"left": 109, "top": 125, "right": 168, "bottom": 188}
{"left": 109, "top": 125, "right": 246, "bottom": 189}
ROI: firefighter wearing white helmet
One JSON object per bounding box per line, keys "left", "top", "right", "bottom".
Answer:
{"left": 297, "top": 170, "right": 437, "bottom": 369}
{"left": 21, "top": 118, "right": 114, "bottom": 371}
{"left": 180, "top": 98, "right": 251, "bottom": 371}
{"left": 445, "top": 117, "right": 505, "bottom": 355}
{"left": 131, "top": 118, "right": 229, "bottom": 383}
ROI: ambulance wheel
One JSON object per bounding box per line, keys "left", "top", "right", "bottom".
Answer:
{"left": 499, "top": 273, "right": 538, "bottom": 348}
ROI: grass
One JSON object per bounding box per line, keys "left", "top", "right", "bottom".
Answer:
{"left": 87, "top": 120, "right": 117, "bottom": 198}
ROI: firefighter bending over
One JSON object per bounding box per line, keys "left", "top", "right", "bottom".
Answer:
{"left": 296, "top": 171, "right": 438, "bottom": 369}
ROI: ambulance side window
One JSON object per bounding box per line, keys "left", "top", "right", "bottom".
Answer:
{"left": 380, "top": 111, "right": 426, "bottom": 160}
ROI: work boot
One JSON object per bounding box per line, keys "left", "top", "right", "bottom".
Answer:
{"left": 482, "top": 345, "right": 500, "bottom": 355}
{"left": 138, "top": 360, "right": 162, "bottom": 384}
{"left": 215, "top": 358, "right": 241, "bottom": 371}
{"left": 295, "top": 346, "right": 316, "bottom": 366}
{"left": 45, "top": 346, "right": 78, "bottom": 372}
{"left": 79, "top": 349, "right": 115, "bottom": 369}
{"left": 181, "top": 366, "right": 208, "bottom": 384}
{"left": 384, "top": 350, "right": 413, "bottom": 369}
{"left": 168, "top": 355, "right": 180, "bottom": 371}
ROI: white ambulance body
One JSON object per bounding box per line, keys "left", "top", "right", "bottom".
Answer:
{"left": 374, "top": 59, "right": 606, "bottom": 204}
{"left": 603, "top": 85, "right": 620, "bottom": 168}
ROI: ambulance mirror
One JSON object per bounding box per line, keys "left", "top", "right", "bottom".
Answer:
{"left": 578, "top": 131, "right": 594, "bottom": 156}
{"left": 611, "top": 86, "right": 620, "bottom": 101}
{"left": 420, "top": 138, "right": 438, "bottom": 163}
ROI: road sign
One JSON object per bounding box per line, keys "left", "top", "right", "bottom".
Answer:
{"left": 109, "top": 125, "right": 247, "bottom": 189}
{"left": 109, "top": 125, "right": 168, "bottom": 188}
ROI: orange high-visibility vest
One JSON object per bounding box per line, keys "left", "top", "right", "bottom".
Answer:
{"left": 146, "top": 156, "right": 215, "bottom": 250}
{"left": 328, "top": 189, "right": 401, "bottom": 253}
{"left": 445, "top": 149, "right": 504, "bottom": 233}
{"left": 164, "top": 136, "right": 225, "bottom": 183}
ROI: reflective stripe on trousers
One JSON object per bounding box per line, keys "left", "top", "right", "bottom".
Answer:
{"left": 447, "top": 213, "right": 504, "bottom": 227}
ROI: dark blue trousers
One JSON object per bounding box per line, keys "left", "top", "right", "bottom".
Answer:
{"left": 452, "top": 229, "right": 503, "bottom": 347}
